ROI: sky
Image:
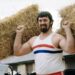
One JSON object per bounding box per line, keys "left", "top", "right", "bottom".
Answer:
{"left": 0, "top": 0, "right": 75, "bottom": 31}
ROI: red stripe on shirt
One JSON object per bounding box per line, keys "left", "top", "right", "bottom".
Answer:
{"left": 32, "top": 44, "right": 55, "bottom": 49}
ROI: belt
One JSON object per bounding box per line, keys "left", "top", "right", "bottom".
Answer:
{"left": 48, "top": 71, "right": 63, "bottom": 75}
{"left": 37, "top": 71, "right": 64, "bottom": 75}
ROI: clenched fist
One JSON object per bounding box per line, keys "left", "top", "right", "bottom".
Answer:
{"left": 16, "top": 25, "right": 25, "bottom": 34}
{"left": 61, "top": 20, "right": 72, "bottom": 30}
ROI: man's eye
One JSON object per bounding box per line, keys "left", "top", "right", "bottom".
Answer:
{"left": 39, "top": 20, "right": 42, "bottom": 22}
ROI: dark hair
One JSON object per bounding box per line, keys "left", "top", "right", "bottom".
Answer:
{"left": 37, "top": 11, "right": 53, "bottom": 22}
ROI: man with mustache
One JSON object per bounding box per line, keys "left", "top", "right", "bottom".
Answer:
{"left": 14, "top": 11, "right": 75, "bottom": 75}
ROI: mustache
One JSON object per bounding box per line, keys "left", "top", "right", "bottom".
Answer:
{"left": 40, "top": 24, "right": 47, "bottom": 27}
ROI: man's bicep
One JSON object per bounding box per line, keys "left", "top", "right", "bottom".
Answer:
{"left": 21, "top": 36, "right": 36, "bottom": 55}
{"left": 59, "top": 38, "right": 66, "bottom": 51}
{"left": 20, "top": 41, "right": 32, "bottom": 55}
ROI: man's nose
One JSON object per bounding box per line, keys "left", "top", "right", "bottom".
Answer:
{"left": 41, "top": 21, "right": 45, "bottom": 24}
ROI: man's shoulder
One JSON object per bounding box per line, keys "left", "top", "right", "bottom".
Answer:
{"left": 30, "top": 36, "right": 38, "bottom": 40}
{"left": 53, "top": 32, "right": 64, "bottom": 39}
{"left": 28, "top": 36, "right": 38, "bottom": 43}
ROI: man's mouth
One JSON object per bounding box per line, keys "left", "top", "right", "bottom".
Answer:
{"left": 40, "top": 24, "right": 47, "bottom": 28}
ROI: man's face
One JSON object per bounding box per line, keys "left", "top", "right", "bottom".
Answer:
{"left": 38, "top": 17, "right": 52, "bottom": 33}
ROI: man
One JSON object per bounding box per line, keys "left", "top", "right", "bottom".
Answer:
{"left": 14, "top": 11, "right": 75, "bottom": 75}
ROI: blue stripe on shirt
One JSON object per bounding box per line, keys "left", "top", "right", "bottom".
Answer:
{"left": 34, "top": 50, "right": 63, "bottom": 54}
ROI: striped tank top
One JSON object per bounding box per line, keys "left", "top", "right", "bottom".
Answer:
{"left": 32, "top": 33, "right": 66, "bottom": 74}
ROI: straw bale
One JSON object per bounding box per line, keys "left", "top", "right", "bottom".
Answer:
{"left": 0, "top": 4, "right": 39, "bottom": 59}
{"left": 58, "top": 4, "right": 75, "bottom": 37}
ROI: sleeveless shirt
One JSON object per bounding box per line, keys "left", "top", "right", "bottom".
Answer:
{"left": 32, "top": 33, "right": 66, "bottom": 74}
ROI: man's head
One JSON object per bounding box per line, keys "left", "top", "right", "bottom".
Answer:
{"left": 37, "top": 11, "right": 53, "bottom": 33}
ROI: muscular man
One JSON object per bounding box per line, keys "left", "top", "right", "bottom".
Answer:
{"left": 14, "top": 11, "right": 75, "bottom": 75}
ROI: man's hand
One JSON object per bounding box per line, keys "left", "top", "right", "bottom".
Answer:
{"left": 62, "top": 20, "right": 72, "bottom": 30}
{"left": 16, "top": 25, "right": 25, "bottom": 34}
